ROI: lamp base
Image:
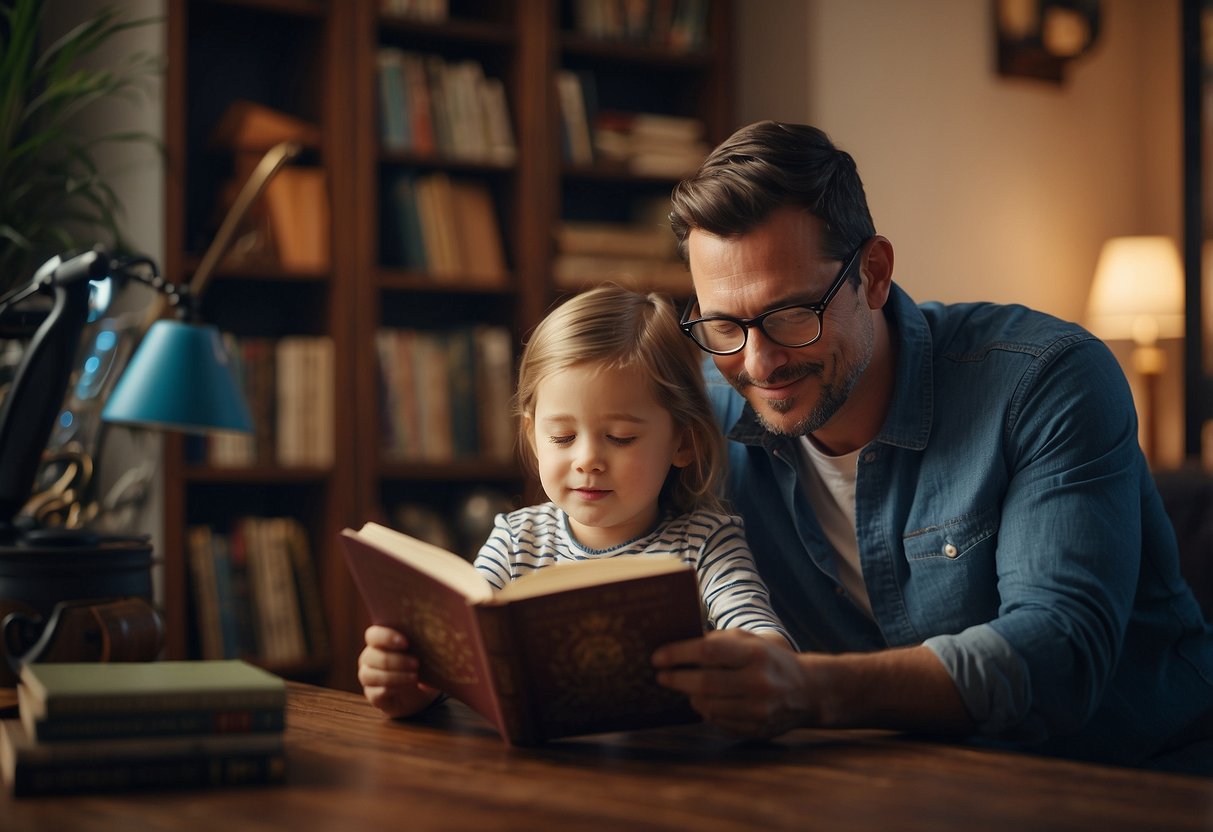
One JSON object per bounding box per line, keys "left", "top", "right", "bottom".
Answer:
{"left": 1132, "top": 344, "right": 1166, "bottom": 376}
{"left": 0, "top": 535, "right": 159, "bottom": 687}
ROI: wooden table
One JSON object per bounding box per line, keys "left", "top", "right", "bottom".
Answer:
{"left": 2, "top": 682, "right": 1210, "bottom": 831}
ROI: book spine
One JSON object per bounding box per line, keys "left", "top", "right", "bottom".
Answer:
{"left": 472, "top": 604, "right": 535, "bottom": 744}
{"left": 29, "top": 708, "right": 285, "bottom": 742}
{"left": 40, "top": 689, "right": 286, "bottom": 718}
{"left": 10, "top": 749, "right": 286, "bottom": 796}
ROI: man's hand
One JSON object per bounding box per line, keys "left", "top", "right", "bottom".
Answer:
{"left": 652, "top": 629, "right": 814, "bottom": 738}
{"left": 358, "top": 625, "right": 441, "bottom": 719}
{"left": 653, "top": 631, "right": 975, "bottom": 739}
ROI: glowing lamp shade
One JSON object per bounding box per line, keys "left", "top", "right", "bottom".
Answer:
{"left": 1086, "top": 236, "right": 1185, "bottom": 347}
{"left": 102, "top": 319, "right": 252, "bottom": 434}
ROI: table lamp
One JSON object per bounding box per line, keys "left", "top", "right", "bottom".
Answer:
{"left": 1085, "top": 235, "right": 1185, "bottom": 463}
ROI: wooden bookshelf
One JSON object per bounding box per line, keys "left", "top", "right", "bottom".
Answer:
{"left": 163, "top": 0, "right": 732, "bottom": 692}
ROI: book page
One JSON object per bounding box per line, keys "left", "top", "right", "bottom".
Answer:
{"left": 354, "top": 522, "right": 493, "bottom": 602}
{"left": 495, "top": 555, "right": 689, "bottom": 602}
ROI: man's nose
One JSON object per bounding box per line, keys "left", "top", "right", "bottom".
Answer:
{"left": 740, "top": 326, "right": 790, "bottom": 382}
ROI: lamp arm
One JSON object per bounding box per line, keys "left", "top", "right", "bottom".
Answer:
{"left": 188, "top": 140, "right": 302, "bottom": 302}
{"left": 0, "top": 249, "right": 114, "bottom": 536}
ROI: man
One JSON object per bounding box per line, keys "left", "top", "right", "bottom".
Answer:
{"left": 651, "top": 121, "right": 1213, "bottom": 773}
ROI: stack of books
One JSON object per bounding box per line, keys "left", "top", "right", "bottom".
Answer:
{"left": 1, "top": 660, "right": 287, "bottom": 796}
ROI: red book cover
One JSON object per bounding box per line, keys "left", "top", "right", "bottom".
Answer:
{"left": 339, "top": 523, "right": 704, "bottom": 744}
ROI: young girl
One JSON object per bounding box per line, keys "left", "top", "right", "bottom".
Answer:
{"left": 359, "top": 284, "right": 793, "bottom": 719}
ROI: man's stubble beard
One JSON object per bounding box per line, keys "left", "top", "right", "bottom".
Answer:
{"left": 735, "top": 314, "right": 874, "bottom": 438}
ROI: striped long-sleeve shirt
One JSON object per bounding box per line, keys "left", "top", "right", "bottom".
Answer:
{"left": 474, "top": 502, "right": 796, "bottom": 648}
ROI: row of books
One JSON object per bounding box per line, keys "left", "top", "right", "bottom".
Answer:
{"left": 376, "top": 47, "right": 516, "bottom": 164}
{"left": 201, "top": 336, "right": 335, "bottom": 469}
{"left": 2, "top": 660, "right": 286, "bottom": 796}
{"left": 569, "top": 0, "right": 712, "bottom": 51}
{"left": 380, "top": 170, "right": 509, "bottom": 284}
{"left": 376, "top": 324, "right": 515, "bottom": 463}
{"left": 556, "top": 69, "right": 709, "bottom": 176}
{"left": 187, "top": 517, "right": 330, "bottom": 671}
{"left": 551, "top": 211, "right": 691, "bottom": 295}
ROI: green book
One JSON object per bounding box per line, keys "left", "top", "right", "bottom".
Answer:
{"left": 18, "top": 660, "right": 287, "bottom": 724}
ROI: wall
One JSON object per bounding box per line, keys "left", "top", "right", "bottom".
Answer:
{"left": 735, "top": 0, "right": 1186, "bottom": 467}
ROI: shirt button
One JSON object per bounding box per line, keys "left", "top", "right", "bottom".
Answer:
{"left": 944, "top": 543, "right": 959, "bottom": 558}
{"left": 834, "top": 586, "right": 846, "bottom": 596}
{"left": 863, "top": 451, "right": 877, "bottom": 463}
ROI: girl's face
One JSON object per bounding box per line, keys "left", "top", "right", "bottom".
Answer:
{"left": 529, "top": 362, "right": 693, "bottom": 551}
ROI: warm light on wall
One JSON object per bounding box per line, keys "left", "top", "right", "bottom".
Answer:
{"left": 1086, "top": 235, "right": 1185, "bottom": 463}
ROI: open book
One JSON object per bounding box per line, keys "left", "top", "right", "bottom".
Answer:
{"left": 339, "top": 522, "right": 704, "bottom": 744}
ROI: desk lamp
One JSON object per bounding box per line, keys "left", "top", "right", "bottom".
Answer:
{"left": 1086, "top": 235, "right": 1185, "bottom": 464}
{"left": 0, "top": 249, "right": 249, "bottom": 680}
{"left": 0, "top": 140, "right": 299, "bottom": 678}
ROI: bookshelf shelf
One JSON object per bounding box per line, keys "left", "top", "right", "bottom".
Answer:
{"left": 380, "top": 16, "right": 517, "bottom": 45}
{"left": 203, "top": 0, "right": 325, "bottom": 16}
{"left": 164, "top": 0, "right": 732, "bottom": 692}
{"left": 377, "top": 460, "right": 520, "bottom": 482}
{"left": 182, "top": 466, "right": 332, "bottom": 484}
{"left": 559, "top": 36, "right": 714, "bottom": 67}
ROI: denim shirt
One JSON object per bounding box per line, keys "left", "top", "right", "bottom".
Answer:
{"left": 706, "top": 282, "right": 1213, "bottom": 767}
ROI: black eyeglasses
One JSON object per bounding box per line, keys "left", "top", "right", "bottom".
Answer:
{"left": 679, "top": 241, "right": 867, "bottom": 356}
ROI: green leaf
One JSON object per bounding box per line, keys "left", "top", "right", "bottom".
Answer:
{"left": 0, "top": 0, "right": 162, "bottom": 292}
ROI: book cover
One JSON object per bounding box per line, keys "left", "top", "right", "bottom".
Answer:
{"left": 209, "top": 99, "right": 321, "bottom": 151}
{"left": 18, "top": 660, "right": 287, "bottom": 721}
{"left": 0, "top": 720, "right": 285, "bottom": 796}
{"left": 339, "top": 522, "right": 704, "bottom": 745}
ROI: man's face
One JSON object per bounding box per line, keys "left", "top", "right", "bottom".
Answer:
{"left": 686, "top": 207, "right": 874, "bottom": 439}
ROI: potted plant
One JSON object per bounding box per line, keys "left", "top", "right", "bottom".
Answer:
{"left": 0, "top": 0, "right": 161, "bottom": 295}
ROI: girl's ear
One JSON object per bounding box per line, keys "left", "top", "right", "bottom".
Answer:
{"left": 671, "top": 429, "right": 695, "bottom": 469}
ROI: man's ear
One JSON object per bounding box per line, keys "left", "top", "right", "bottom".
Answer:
{"left": 859, "top": 235, "right": 894, "bottom": 309}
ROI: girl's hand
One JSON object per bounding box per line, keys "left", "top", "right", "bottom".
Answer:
{"left": 358, "top": 624, "right": 442, "bottom": 718}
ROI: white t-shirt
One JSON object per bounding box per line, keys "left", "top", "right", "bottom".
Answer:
{"left": 798, "top": 437, "right": 874, "bottom": 619}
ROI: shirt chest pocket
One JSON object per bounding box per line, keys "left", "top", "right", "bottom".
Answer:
{"left": 900, "top": 507, "right": 1001, "bottom": 631}
{"left": 903, "top": 507, "right": 999, "bottom": 561}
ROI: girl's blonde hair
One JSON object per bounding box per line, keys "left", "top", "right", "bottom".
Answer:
{"left": 514, "top": 284, "right": 724, "bottom": 515}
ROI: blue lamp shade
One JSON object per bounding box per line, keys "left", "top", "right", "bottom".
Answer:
{"left": 102, "top": 320, "right": 253, "bottom": 434}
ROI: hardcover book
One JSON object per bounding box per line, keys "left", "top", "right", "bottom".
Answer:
{"left": 18, "top": 660, "right": 287, "bottom": 724}
{"left": 0, "top": 720, "right": 285, "bottom": 796}
{"left": 339, "top": 522, "right": 705, "bottom": 745}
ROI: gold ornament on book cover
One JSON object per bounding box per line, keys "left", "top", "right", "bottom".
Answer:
{"left": 405, "top": 598, "right": 478, "bottom": 685}
{"left": 548, "top": 611, "right": 652, "bottom": 710}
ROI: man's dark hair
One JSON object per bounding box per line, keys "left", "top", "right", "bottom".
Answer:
{"left": 670, "top": 121, "right": 876, "bottom": 268}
